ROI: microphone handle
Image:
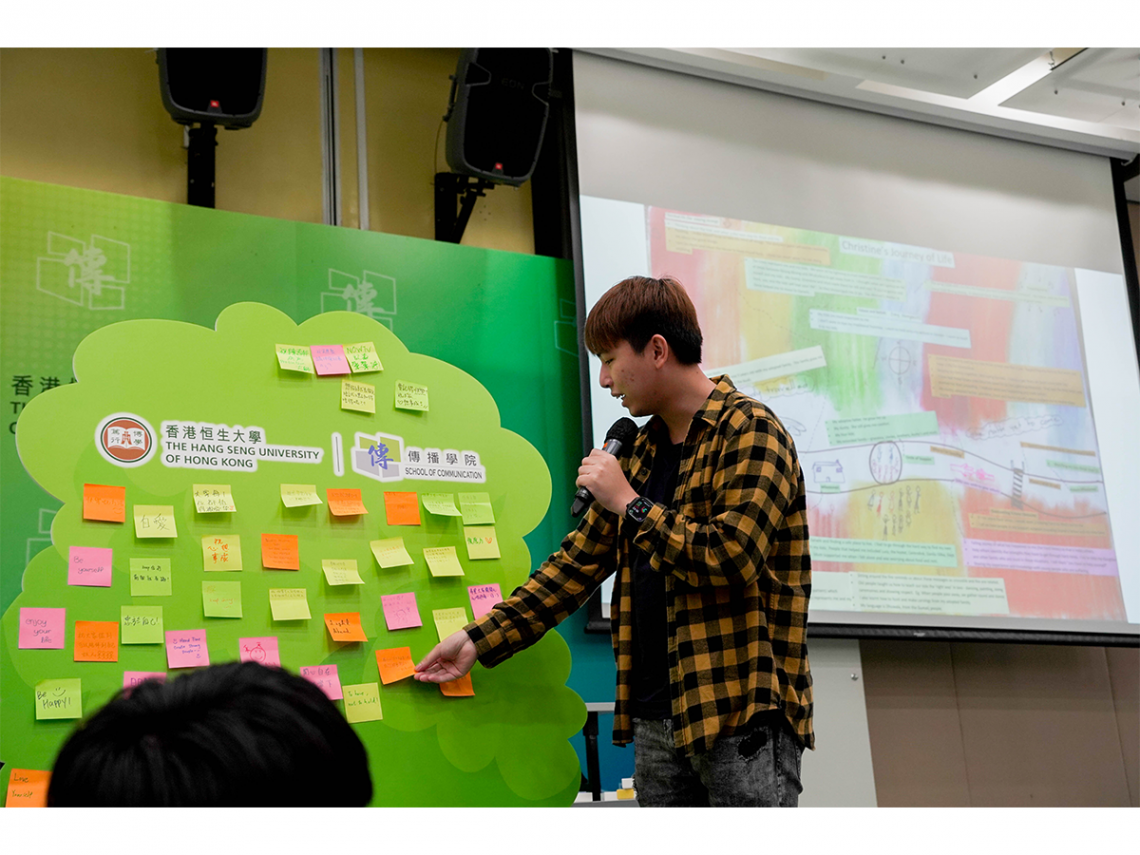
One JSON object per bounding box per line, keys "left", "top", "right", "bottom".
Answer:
{"left": 570, "top": 437, "right": 624, "bottom": 517}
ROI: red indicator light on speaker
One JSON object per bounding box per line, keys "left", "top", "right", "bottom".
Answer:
{"left": 209, "top": 100, "right": 220, "bottom": 108}
{"left": 494, "top": 162, "right": 503, "bottom": 170}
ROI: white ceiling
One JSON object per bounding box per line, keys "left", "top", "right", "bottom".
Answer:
{"left": 580, "top": 47, "right": 1140, "bottom": 201}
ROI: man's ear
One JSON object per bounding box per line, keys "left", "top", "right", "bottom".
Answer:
{"left": 649, "top": 334, "right": 670, "bottom": 367}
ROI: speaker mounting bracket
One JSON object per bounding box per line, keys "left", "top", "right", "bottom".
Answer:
{"left": 434, "top": 172, "right": 497, "bottom": 244}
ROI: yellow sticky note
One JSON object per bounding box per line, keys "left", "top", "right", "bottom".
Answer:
{"left": 133, "top": 505, "right": 177, "bottom": 538}
{"left": 269, "top": 588, "right": 311, "bottom": 621}
{"left": 423, "top": 546, "right": 465, "bottom": 577}
{"left": 421, "top": 493, "right": 461, "bottom": 516}
{"left": 276, "top": 343, "right": 315, "bottom": 374}
{"left": 281, "top": 484, "right": 323, "bottom": 508}
{"left": 342, "top": 682, "right": 383, "bottom": 723}
{"left": 202, "top": 534, "right": 243, "bottom": 571}
{"left": 202, "top": 581, "right": 242, "bottom": 618}
{"left": 192, "top": 484, "right": 236, "bottom": 513}
{"left": 345, "top": 342, "right": 384, "bottom": 373}
{"left": 463, "top": 525, "right": 501, "bottom": 560}
{"left": 322, "top": 559, "right": 364, "bottom": 585}
{"left": 432, "top": 607, "right": 470, "bottom": 642}
{"left": 35, "top": 678, "right": 82, "bottom": 720}
{"left": 458, "top": 492, "right": 495, "bottom": 525}
{"left": 327, "top": 488, "right": 368, "bottom": 516}
{"left": 370, "top": 537, "right": 414, "bottom": 569}
{"left": 394, "top": 380, "right": 429, "bottom": 411}
{"left": 341, "top": 379, "right": 376, "bottom": 414}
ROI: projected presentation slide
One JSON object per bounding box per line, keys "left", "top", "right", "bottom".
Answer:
{"left": 581, "top": 196, "right": 1139, "bottom": 631}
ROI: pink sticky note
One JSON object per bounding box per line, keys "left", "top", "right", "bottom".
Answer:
{"left": 239, "top": 636, "right": 281, "bottom": 667}
{"left": 311, "top": 345, "right": 351, "bottom": 376}
{"left": 300, "top": 664, "right": 343, "bottom": 700}
{"left": 381, "top": 592, "right": 423, "bottom": 630}
{"left": 68, "top": 546, "right": 113, "bottom": 587}
{"left": 165, "top": 629, "right": 209, "bottom": 669}
{"left": 123, "top": 671, "right": 166, "bottom": 691}
{"left": 18, "top": 608, "right": 66, "bottom": 649}
{"left": 467, "top": 584, "right": 503, "bottom": 620}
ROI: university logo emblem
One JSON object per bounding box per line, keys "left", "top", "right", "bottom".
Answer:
{"left": 95, "top": 413, "right": 157, "bottom": 467}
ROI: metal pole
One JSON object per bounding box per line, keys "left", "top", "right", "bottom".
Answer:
{"left": 354, "top": 48, "right": 370, "bottom": 231}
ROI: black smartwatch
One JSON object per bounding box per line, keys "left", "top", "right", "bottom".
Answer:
{"left": 625, "top": 496, "right": 654, "bottom": 525}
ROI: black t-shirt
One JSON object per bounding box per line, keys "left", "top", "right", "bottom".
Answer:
{"left": 629, "top": 437, "right": 683, "bottom": 720}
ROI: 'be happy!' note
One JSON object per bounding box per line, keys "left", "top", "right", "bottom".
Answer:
{"left": 35, "top": 679, "right": 82, "bottom": 720}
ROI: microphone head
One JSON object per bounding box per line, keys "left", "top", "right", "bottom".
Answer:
{"left": 605, "top": 417, "right": 640, "bottom": 449}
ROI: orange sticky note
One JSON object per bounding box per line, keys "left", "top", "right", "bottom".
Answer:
{"left": 439, "top": 673, "right": 475, "bottom": 697}
{"left": 324, "top": 612, "right": 368, "bottom": 643}
{"left": 376, "top": 647, "right": 416, "bottom": 684}
{"left": 261, "top": 533, "right": 300, "bottom": 570}
{"left": 83, "top": 483, "right": 125, "bottom": 523}
{"left": 327, "top": 488, "right": 368, "bottom": 516}
{"left": 5, "top": 769, "right": 51, "bottom": 807}
{"left": 74, "top": 620, "right": 119, "bottom": 662}
{"left": 384, "top": 491, "right": 421, "bottom": 526}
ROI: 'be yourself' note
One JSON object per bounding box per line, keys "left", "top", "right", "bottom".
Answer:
{"left": 120, "top": 606, "right": 164, "bottom": 644}
{"left": 370, "top": 537, "right": 414, "bottom": 569}
{"left": 300, "top": 664, "right": 342, "bottom": 700}
{"left": 35, "top": 679, "right": 82, "bottom": 720}
{"left": 324, "top": 612, "right": 368, "bottom": 643}
{"left": 18, "top": 608, "right": 65, "bottom": 649}
{"left": 376, "top": 647, "right": 416, "bottom": 684}
{"left": 133, "top": 505, "right": 177, "bottom": 538}
{"left": 261, "top": 533, "right": 300, "bottom": 570}
{"left": 311, "top": 344, "right": 351, "bottom": 376}
{"left": 202, "top": 534, "right": 242, "bottom": 571}
{"left": 239, "top": 636, "right": 281, "bottom": 667}
{"left": 327, "top": 488, "right": 368, "bottom": 516}
{"left": 269, "top": 588, "right": 311, "bottom": 620}
{"left": 83, "top": 483, "right": 125, "bottom": 523}
{"left": 383, "top": 492, "right": 421, "bottom": 526}
{"left": 129, "top": 558, "right": 172, "bottom": 596}
{"left": 393, "top": 380, "right": 429, "bottom": 411}
{"left": 340, "top": 379, "right": 376, "bottom": 414}
{"left": 281, "top": 484, "right": 323, "bottom": 507}
{"left": 68, "top": 546, "right": 113, "bottom": 587}
{"left": 380, "top": 592, "right": 422, "bottom": 630}
{"left": 275, "top": 344, "right": 315, "bottom": 374}
{"left": 192, "top": 484, "right": 237, "bottom": 513}
{"left": 424, "top": 546, "right": 464, "bottom": 577}
{"left": 345, "top": 341, "right": 383, "bottom": 373}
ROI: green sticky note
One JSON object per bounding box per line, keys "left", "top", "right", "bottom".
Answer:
{"left": 342, "top": 682, "right": 384, "bottom": 723}
{"left": 121, "top": 606, "right": 164, "bottom": 644}
{"left": 276, "top": 343, "right": 315, "bottom": 374}
{"left": 281, "top": 483, "right": 323, "bottom": 507}
{"left": 463, "top": 525, "right": 501, "bottom": 560}
{"left": 129, "top": 558, "right": 172, "bottom": 596}
{"left": 432, "top": 607, "right": 470, "bottom": 642}
{"left": 344, "top": 342, "right": 383, "bottom": 373}
{"left": 134, "top": 504, "right": 177, "bottom": 538}
{"left": 322, "top": 559, "right": 364, "bottom": 586}
{"left": 394, "top": 380, "right": 429, "bottom": 411}
{"left": 458, "top": 492, "right": 495, "bottom": 525}
{"left": 202, "top": 581, "right": 243, "bottom": 618}
{"left": 35, "top": 678, "right": 82, "bottom": 720}
{"left": 269, "top": 588, "right": 311, "bottom": 621}
{"left": 370, "top": 537, "right": 414, "bottom": 569}
{"left": 423, "top": 546, "right": 465, "bottom": 577}
{"left": 421, "top": 493, "right": 461, "bottom": 516}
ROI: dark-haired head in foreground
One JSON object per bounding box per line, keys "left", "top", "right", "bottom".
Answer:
{"left": 48, "top": 661, "right": 373, "bottom": 806}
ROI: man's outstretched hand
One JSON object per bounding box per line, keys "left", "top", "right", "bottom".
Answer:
{"left": 414, "top": 630, "right": 478, "bottom": 683}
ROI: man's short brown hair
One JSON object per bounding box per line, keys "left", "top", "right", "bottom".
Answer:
{"left": 583, "top": 276, "right": 703, "bottom": 365}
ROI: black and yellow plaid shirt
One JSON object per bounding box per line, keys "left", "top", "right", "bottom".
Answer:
{"left": 466, "top": 376, "right": 814, "bottom": 755}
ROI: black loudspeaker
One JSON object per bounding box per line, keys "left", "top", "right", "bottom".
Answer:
{"left": 157, "top": 48, "right": 267, "bottom": 129}
{"left": 445, "top": 48, "right": 552, "bottom": 187}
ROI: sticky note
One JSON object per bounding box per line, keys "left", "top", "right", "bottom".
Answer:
{"left": 300, "top": 664, "right": 342, "bottom": 700}
{"left": 376, "top": 647, "right": 415, "bottom": 684}
{"left": 74, "top": 621, "right": 119, "bottom": 662}
{"left": 343, "top": 682, "right": 383, "bottom": 723}
{"left": 468, "top": 583, "right": 503, "bottom": 619}
{"left": 123, "top": 671, "right": 166, "bottom": 691}
{"left": 18, "top": 607, "right": 65, "bottom": 649}
{"left": 120, "top": 606, "right": 164, "bottom": 644}
{"left": 261, "top": 533, "right": 300, "bottom": 570}
{"left": 129, "top": 558, "right": 172, "bottom": 596}
{"left": 35, "top": 678, "right": 82, "bottom": 720}
{"left": 381, "top": 592, "right": 423, "bottom": 630}
{"left": 341, "top": 379, "right": 376, "bottom": 414}
{"left": 424, "top": 546, "right": 464, "bottom": 577}
{"left": 463, "top": 525, "right": 501, "bottom": 560}
{"left": 134, "top": 505, "right": 177, "bottom": 538}
{"left": 239, "top": 636, "right": 281, "bottom": 667}
{"left": 327, "top": 488, "right": 368, "bottom": 516}
{"left": 5, "top": 769, "right": 51, "bottom": 807}
{"left": 269, "top": 588, "right": 311, "bottom": 620}
{"left": 370, "top": 537, "right": 414, "bottom": 569}
{"left": 165, "top": 629, "right": 209, "bottom": 669}
{"left": 394, "top": 380, "right": 429, "bottom": 411}
{"left": 276, "top": 343, "right": 315, "bottom": 374}
{"left": 192, "top": 484, "right": 237, "bottom": 513}
{"left": 345, "top": 341, "right": 383, "bottom": 373}
{"left": 281, "top": 484, "right": 323, "bottom": 507}
{"left": 421, "top": 493, "right": 461, "bottom": 516}
{"left": 202, "top": 581, "right": 242, "bottom": 618}
{"left": 68, "top": 545, "right": 113, "bottom": 587}
{"left": 383, "top": 491, "right": 421, "bottom": 525}
{"left": 440, "top": 673, "right": 475, "bottom": 697}
{"left": 83, "top": 483, "right": 125, "bottom": 523}
{"left": 458, "top": 492, "right": 495, "bottom": 525}
{"left": 322, "top": 559, "right": 364, "bottom": 586}
{"left": 311, "top": 344, "right": 351, "bottom": 376}
{"left": 433, "top": 607, "right": 470, "bottom": 642}
{"left": 202, "top": 534, "right": 243, "bottom": 571}
{"left": 324, "top": 612, "right": 368, "bottom": 643}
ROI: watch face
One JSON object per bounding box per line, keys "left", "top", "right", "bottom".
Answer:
{"left": 627, "top": 497, "right": 653, "bottom": 522}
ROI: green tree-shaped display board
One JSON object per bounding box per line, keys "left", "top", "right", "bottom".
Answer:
{"left": 1, "top": 302, "right": 584, "bottom": 806}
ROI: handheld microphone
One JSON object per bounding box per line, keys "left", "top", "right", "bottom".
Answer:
{"left": 571, "top": 417, "right": 639, "bottom": 517}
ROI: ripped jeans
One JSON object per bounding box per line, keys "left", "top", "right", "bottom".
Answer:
{"left": 632, "top": 716, "right": 804, "bottom": 807}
